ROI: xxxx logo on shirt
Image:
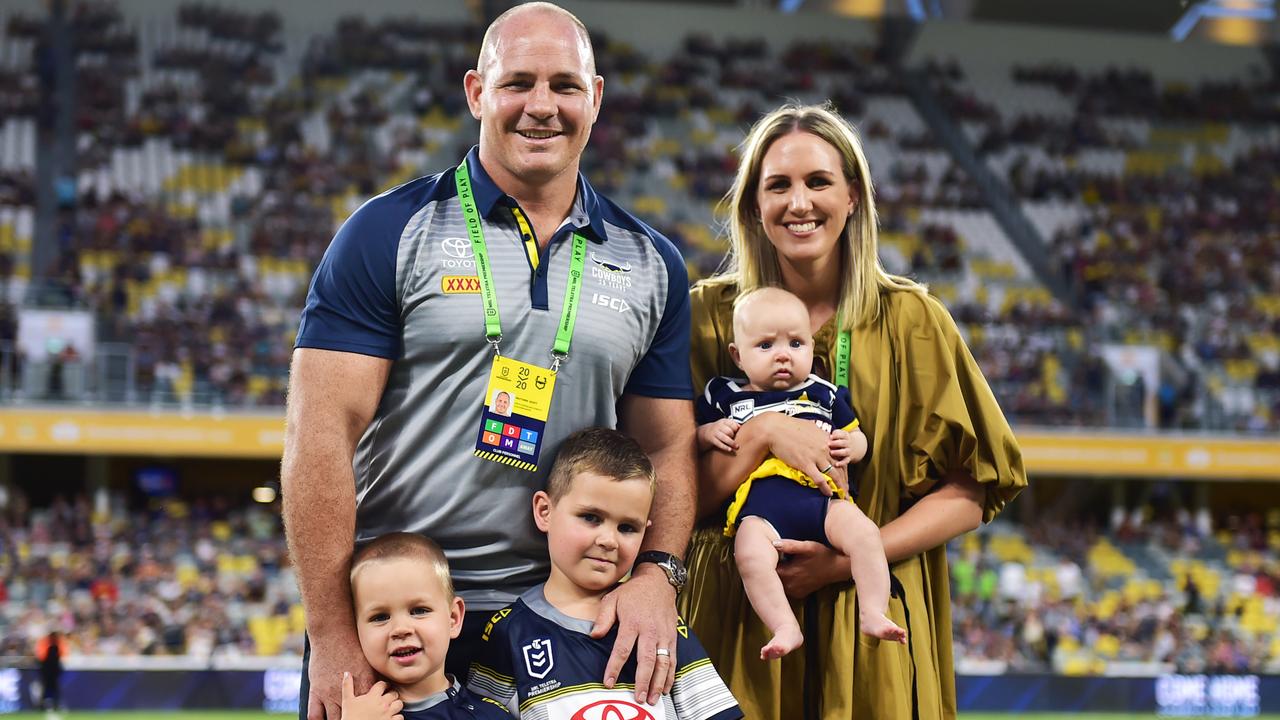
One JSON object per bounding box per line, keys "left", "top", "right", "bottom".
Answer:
{"left": 442, "top": 276, "right": 481, "bottom": 294}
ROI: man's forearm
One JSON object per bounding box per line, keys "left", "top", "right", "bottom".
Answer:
{"left": 641, "top": 435, "right": 696, "bottom": 556}
{"left": 620, "top": 396, "right": 697, "bottom": 557}
{"left": 281, "top": 437, "right": 359, "bottom": 641}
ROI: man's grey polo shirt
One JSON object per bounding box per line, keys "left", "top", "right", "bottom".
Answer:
{"left": 296, "top": 147, "right": 693, "bottom": 608}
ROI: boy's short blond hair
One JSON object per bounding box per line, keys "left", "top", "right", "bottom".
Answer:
{"left": 350, "top": 532, "right": 454, "bottom": 599}
{"left": 545, "top": 427, "right": 656, "bottom": 502}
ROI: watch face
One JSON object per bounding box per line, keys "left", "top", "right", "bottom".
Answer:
{"left": 671, "top": 563, "right": 688, "bottom": 585}
{"left": 662, "top": 557, "right": 688, "bottom": 587}
{"left": 640, "top": 552, "right": 686, "bottom": 588}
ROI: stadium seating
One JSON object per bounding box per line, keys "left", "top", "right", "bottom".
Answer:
{"left": 952, "top": 509, "right": 1280, "bottom": 674}
{"left": 2, "top": 489, "right": 1276, "bottom": 675}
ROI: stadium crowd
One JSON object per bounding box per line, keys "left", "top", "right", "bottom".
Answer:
{"left": 950, "top": 513, "right": 1280, "bottom": 674}
{"left": 926, "top": 58, "right": 1280, "bottom": 432}
{"left": 3, "top": 3, "right": 1086, "bottom": 428}
{"left": 1, "top": 0, "right": 1276, "bottom": 434}
{"left": 2, "top": 489, "right": 1277, "bottom": 676}
{"left": 0, "top": 490, "right": 300, "bottom": 660}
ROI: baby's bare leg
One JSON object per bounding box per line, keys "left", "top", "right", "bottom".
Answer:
{"left": 824, "top": 501, "right": 907, "bottom": 643}
{"left": 734, "top": 516, "right": 804, "bottom": 659}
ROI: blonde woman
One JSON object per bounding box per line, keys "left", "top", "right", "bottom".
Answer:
{"left": 679, "top": 103, "right": 1027, "bottom": 718}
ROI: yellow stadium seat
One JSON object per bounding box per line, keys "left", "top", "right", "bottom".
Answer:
{"left": 176, "top": 564, "right": 200, "bottom": 589}
{"left": 212, "top": 521, "right": 232, "bottom": 541}
{"left": 216, "top": 554, "right": 237, "bottom": 575}
{"left": 290, "top": 604, "right": 308, "bottom": 634}
{"left": 1062, "top": 657, "right": 1093, "bottom": 676}
{"left": 1095, "top": 634, "right": 1121, "bottom": 658}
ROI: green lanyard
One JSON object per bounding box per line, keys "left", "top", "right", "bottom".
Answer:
{"left": 454, "top": 162, "right": 587, "bottom": 370}
{"left": 834, "top": 322, "right": 852, "bottom": 389}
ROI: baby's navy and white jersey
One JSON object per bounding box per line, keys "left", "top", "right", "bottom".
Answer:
{"left": 695, "top": 374, "right": 857, "bottom": 432}
{"left": 466, "top": 586, "right": 741, "bottom": 720}
{"left": 295, "top": 147, "right": 692, "bottom": 609}
{"left": 402, "top": 677, "right": 510, "bottom": 719}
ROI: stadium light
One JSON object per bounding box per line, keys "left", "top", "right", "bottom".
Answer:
{"left": 252, "top": 483, "right": 278, "bottom": 504}
{"left": 1170, "top": 0, "right": 1275, "bottom": 41}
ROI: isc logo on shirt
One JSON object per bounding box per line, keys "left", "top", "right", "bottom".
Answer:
{"left": 592, "top": 292, "right": 630, "bottom": 313}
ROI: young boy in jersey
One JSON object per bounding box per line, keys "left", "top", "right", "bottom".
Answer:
{"left": 467, "top": 428, "right": 742, "bottom": 720}
{"left": 343, "top": 532, "right": 511, "bottom": 719}
{"left": 696, "top": 287, "right": 907, "bottom": 660}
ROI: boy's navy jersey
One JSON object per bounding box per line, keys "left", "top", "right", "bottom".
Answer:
{"left": 695, "top": 374, "right": 857, "bottom": 432}
{"left": 403, "top": 678, "right": 510, "bottom": 719}
{"left": 466, "top": 586, "right": 741, "bottom": 720}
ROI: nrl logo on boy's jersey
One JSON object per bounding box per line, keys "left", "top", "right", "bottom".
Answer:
{"left": 522, "top": 637, "right": 555, "bottom": 679}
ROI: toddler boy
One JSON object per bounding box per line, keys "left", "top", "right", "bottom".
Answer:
{"left": 344, "top": 532, "right": 510, "bottom": 719}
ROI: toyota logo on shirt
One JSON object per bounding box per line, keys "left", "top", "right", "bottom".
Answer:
{"left": 570, "top": 699, "right": 657, "bottom": 720}
{"left": 441, "top": 238, "right": 473, "bottom": 258}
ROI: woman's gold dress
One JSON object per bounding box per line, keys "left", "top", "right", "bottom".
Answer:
{"left": 679, "top": 282, "right": 1028, "bottom": 719}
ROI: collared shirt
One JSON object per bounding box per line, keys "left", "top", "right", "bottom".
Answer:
{"left": 403, "top": 676, "right": 510, "bottom": 719}
{"left": 296, "top": 148, "right": 693, "bottom": 607}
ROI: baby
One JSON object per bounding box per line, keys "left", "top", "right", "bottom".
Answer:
{"left": 696, "top": 286, "right": 907, "bottom": 659}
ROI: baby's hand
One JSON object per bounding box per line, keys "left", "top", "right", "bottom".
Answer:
{"left": 341, "top": 672, "right": 404, "bottom": 720}
{"left": 829, "top": 429, "right": 853, "bottom": 467}
{"left": 697, "top": 418, "right": 740, "bottom": 452}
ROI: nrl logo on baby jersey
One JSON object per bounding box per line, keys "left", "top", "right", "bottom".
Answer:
{"left": 730, "top": 400, "right": 755, "bottom": 423}
{"left": 522, "top": 637, "right": 554, "bottom": 679}
{"left": 590, "top": 252, "right": 633, "bottom": 292}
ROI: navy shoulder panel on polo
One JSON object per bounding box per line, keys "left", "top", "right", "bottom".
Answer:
{"left": 296, "top": 172, "right": 458, "bottom": 359}
{"left": 597, "top": 196, "right": 694, "bottom": 401}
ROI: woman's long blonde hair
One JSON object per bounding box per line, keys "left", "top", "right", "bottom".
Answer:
{"left": 707, "top": 103, "right": 925, "bottom": 330}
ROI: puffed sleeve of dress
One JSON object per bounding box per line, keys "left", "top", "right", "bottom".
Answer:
{"left": 883, "top": 291, "right": 1026, "bottom": 521}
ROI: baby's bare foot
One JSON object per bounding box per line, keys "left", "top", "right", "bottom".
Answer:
{"left": 860, "top": 612, "right": 907, "bottom": 644}
{"left": 760, "top": 625, "right": 804, "bottom": 660}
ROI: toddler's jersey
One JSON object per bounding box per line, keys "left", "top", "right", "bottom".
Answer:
{"left": 403, "top": 677, "right": 510, "bottom": 719}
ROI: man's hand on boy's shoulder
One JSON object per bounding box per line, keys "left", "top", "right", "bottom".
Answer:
{"left": 590, "top": 566, "right": 678, "bottom": 708}
{"left": 340, "top": 673, "right": 404, "bottom": 720}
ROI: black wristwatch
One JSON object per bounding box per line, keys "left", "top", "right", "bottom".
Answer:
{"left": 634, "top": 551, "right": 688, "bottom": 592}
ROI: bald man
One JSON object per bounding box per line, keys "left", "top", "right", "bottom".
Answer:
{"left": 284, "top": 4, "right": 697, "bottom": 718}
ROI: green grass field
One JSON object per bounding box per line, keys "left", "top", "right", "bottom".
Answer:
{"left": 8, "top": 714, "right": 1280, "bottom": 720}
{"left": 10, "top": 707, "right": 1280, "bottom": 712}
